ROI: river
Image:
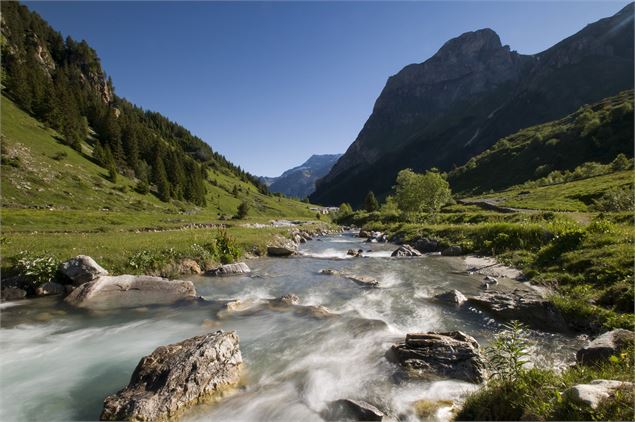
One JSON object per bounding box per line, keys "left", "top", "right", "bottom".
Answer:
{"left": 0, "top": 233, "right": 584, "bottom": 421}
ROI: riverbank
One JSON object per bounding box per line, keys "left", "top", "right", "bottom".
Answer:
{"left": 338, "top": 208, "right": 634, "bottom": 334}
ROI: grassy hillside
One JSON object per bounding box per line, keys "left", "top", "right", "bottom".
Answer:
{"left": 1, "top": 94, "right": 324, "bottom": 273}
{"left": 466, "top": 170, "right": 633, "bottom": 212}
{"left": 449, "top": 90, "right": 634, "bottom": 194}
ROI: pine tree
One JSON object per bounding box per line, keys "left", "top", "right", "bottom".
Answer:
{"left": 363, "top": 191, "right": 380, "bottom": 212}
{"left": 152, "top": 152, "right": 170, "bottom": 202}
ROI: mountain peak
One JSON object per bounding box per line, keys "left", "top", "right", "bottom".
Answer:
{"left": 435, "top": 28, "right": 504, "bottom": 59}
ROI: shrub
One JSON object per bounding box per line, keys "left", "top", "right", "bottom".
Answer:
{"left": 213, "top": 229, "right": 241, "bottom": 264}
{"left": 51, "top": 151, "right": 67, "bottom": 161}
{"left": 134, "top": 180, "right": 150, "bottom": 194}
{"left": 234, "top": 200, "right": 250, "bottom": 219}
{"left": 15, "top": 252, "right": 60, "bottom": 287}
{"left": 486, "top": 321, "right": 531, "bottom": 383}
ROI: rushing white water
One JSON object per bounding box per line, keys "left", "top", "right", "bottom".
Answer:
{"left": 0, "top": 233, "right": 584, "bottom": 421}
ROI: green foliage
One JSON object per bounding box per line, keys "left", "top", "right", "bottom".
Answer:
{"left": 15, "top": 251, "right": 59, "bottom": 287}
{"left": 363, "top": 191, "right": 380, "bottom": 212}
{"left": 457, "top": 346, "right": 634, "bottom": 421}
{"left": 235, "top": 200, "right": 250, "bottom": 219}
{"left": 449, "top": 91, "right": 634, "bottom": 194}
{"left": 394, "top": 168, "right": 452, "bottom": 215}
{"left": 213, "top": 229, "right": 242, "bottom": 264}
{"left": 486, "top": 321, "right": 530, "bottom": 383}
{"left": 592, "top": 185, "right": 634, "bottom": 212}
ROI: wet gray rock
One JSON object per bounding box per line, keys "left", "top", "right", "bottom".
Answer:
{"left": 391, "top": 244, "right": 422, "bottom": 257}
{"left": 64, "top": 275, "right": 197, "bottom": 310}
{"left": 1, "top": 287, "right": 27, "bottom": 302}
{"left": 101, "top": 331, "right": 242, "bottom": 421}
{"left": 267, "top": 235, "right": 298, "bottom": 256}
{"left": 564, "top": 380, "right": 633, "bottom": 410}
{"left": 269, "top": 293, "right": 300, "bottom": 307}
{"left": 441, "top": 246, "right": 463, "bottom": 256}
{"left": 387, "top": 331, "right": 486, "bottom": 383}
{"left": 467, "top": 290, "right": 568, "bottom": 332}
{"left": 345, "top": 274, "right": 379, "bottom": 288}
{"left": 35, "top": 281, "right": 65, "bottom": 296}
{"left": 58, "top": 255, "right": 108, "bottom": 286}
{"left": 434, "top": 289, "right": 467, "bottom": 306}
{"left": 206, "top": 262, "right": 251, "bottom": 276}
{"left": 324, "top": 399, "right": 386, "bottom": 421}
{"left": 576, "top": 329, "right": 635, "bottom": 365}
{"left": 414, "top": 238, "right": 439, "bottom": 253}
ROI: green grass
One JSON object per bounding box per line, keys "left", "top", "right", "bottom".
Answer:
{"left": 469, "top": 171, "right": 633, "bottom": 212}
{"left": 456, "top": 348, "right": 634, "bottom": 421}
{"left": 1, "top": 94, "right": 330, "bottom": 276}
{"left": 1, "top": 94, "right": 316, "bottom": 218}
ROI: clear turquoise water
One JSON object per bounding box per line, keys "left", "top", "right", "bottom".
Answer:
{"left": 0, "top": 233, "right": 583, "bottom": 421}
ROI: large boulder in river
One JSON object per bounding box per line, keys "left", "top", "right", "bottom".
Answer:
{"left": 59, "top": 255, "right": 108, "bottom": 286}
{"left": 387, "top": 331, "right": 486, "bottom": 383}
{"left": 64, "top": 275, "right": 197, "bottom": 310}
{"left": 101, "top": 331, "right": 242, "bottom": 421}
{"left": 414, "top": 238, "right": 440, "bottom": 253}
{"left": 441, "top": 246, "right": 463, "bottom": 256}
{"left": 563, "top": 380, "right": 634, "bottom": 410}
{"left": 576, "top": 329, "right": 635, "bottom": 365}
{"left": 467, "top": 290, "right": 568, "bottom": 332}
{"left": 206, "top": 262, "right": 251, "bottom": 276}
{"left": 391, "top": 244, "right": 422, "bottom": 257}
{"left": 267, "top": 235, "right": 298, "bottom": 257}
{"left": 434, "top": 290, "right": 467, "bottom": 306}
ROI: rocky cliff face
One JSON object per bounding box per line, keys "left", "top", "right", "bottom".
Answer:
{"left": 266, "top": 154, "right": 342, "bottom": 199}
{"left": 311, "top": 4, "right": 634, "bottom": 206}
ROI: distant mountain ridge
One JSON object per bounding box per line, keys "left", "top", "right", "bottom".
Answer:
{"left": 311, "top": 3, "right": 634, "bottom": 206}
{"left": 264, "top": 154, "right": 342, "bottom": 199}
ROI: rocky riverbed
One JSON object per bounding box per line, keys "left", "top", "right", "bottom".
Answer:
{"left": 0, "top": 232, "right": 588, "bottom": 421}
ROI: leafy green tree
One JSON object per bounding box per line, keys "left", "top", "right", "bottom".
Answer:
{"left": 394, "top": 168, "right": 452, "bottom": 215}
{"left": 363, "top": 191, "right": 380, "bottom": 212}
{"left": 338, "top": 202, "right": 353, "bottom": 215}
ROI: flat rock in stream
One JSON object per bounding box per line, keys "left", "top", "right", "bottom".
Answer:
{"left": 324, "top": 399, "right": 386, "bottom": 421}
{"left": 387, "top": 331, "right": 486, "bottom": 383}
{"left": 345, "top": 274, "right": 379, "bottom": 288}
{"left": 101, "top": 331, "right": 242, "bottom": 421}
{"left": 467, "top": 290, "right": 568, "bottom": 332}
{"left": 64, "top": 275, "right": 197, "bottom": 310}
{"left": 206, "top": 262, "right": 251, "bottom": 276}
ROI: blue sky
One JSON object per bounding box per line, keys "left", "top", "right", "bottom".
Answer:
{"left": 26, "top": 1, "right": 629, "bottom": 176}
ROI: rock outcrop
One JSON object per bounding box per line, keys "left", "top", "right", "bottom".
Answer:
{"left": 310, "top": 4, "right": 635, "bottom": 207}
{"left": 64, "top": 275, "right": 197, "bottom": 310}
{"left": 564, "top": 380, "right": 634, "bottom": 410}
{"left": 58, "top": 255, "right": 108, "bottom": 286}
{"left": 101, "top": 331, "right": 242, "bottom": 421}
{"left": 387, "top": 331, "right": 486, "bottom": 383}
{"left": 467, "top": 290, "right": 568, "bottom": 332}
{"left": 206, "top": 262, "right": 251, "bottom": 276}
{"left": 576, "top": 329, "right": 635, "bottom": 365}
{"left": 391, "top": 245, "right": 422, "bottom": 257}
